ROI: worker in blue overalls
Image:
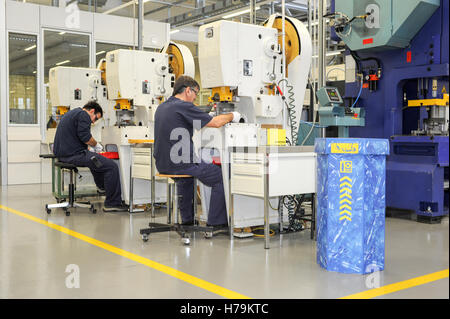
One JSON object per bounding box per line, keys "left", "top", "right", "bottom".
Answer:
{"left": 53, "top": 101, "right": 128, "bottom": 212}
{"left": 154, "top": 75, "right": 241, "bottom": 227}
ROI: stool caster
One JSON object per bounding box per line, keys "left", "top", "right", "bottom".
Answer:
{"left": 204, "top": 232, "right": 213, "bottom": 239}
{"left": 64, "top": 209, "right": 70, "bottom": 216}
{"left": 142, "top": 234, "right": 149, "bottom": 242}
{"left": 45, "top": 205, "right": 51, "bottom": 215}
{"left": 181, "top": 237, "right": 190, "bottom": 245}
{"left": 90, "top": 205, "right": 97, "bottom": 214}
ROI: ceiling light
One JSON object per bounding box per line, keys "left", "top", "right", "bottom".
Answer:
{"left": 170, "top": 29, "right": 180, "bottom": 34}
{"left": 32, "top": 71, "right": 37, "bottom": 74}
{"left": 59, "top": 32, "right": 66, "bottom": 35}
{"left": 69, "top": 43, "right": 88, "bottom": 48}
{"left": 24, "top": 45, "right": 36, "bottom": 51}
{"left": 96, "top": 50, "right": 106, "bottom": 55}
{"left": 56, "top": 60, "right": 70, "bottom": 66}
{"left": 222, "top": 7, "right": 260, "bottom": 19}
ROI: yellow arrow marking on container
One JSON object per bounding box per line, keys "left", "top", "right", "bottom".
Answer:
{"left": 340, "top": 187, "right": 352, "bottom": 193}
{"left": 340, "top": 182, "right": 352, "bottom": 188}
{"left": 340, "top": 198, "right": 352, "bottom": 205}
{"left": 339, "top": 204, "right": 352, "bottom": 211}
{"left": 339, "top": 210, "right": 352, "bottom": 216}
{"left": 339, "top": 215, "right": 352, "bottom": 221}
{"left": 340, "top": 176, "right": 352, "bottom": 182}
{"left": 340, "top": 193, "right": 352, "bottom": 199}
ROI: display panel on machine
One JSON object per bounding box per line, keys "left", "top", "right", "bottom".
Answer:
{"left": 326, "top": 88, "right": 342, "bottom": 102}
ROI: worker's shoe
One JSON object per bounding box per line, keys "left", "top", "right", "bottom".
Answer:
{"left": 103, "top": 203, "right": 129, "bottom": 212}
{"left": 206, "top": 223, "right": 229, "bottom": 236}
{"left": 97, "top": 188, "right": 106, "bottom": 196}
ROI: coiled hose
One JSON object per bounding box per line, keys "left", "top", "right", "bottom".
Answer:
{"left": 277, "top": 79, "right": 298, "bottom": 145}
{"left": 282, "top": 195, "right": 304, "bottom": 232}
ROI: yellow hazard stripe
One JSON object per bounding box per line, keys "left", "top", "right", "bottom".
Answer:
{"left": 341, "top": 269, "right": 449, "bottom": 299}
{"left": 0, "top": 204, "right": 250, "bottom": 299}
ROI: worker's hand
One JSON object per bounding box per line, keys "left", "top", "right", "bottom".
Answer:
{"left": 208, "top": 111, "right": 215, "bottom": 117}
{"left": 231, "top": 111, "right": 242, "bottom": 123}
{"left": 94, "top": 143, "right": 104, "bottom": 153}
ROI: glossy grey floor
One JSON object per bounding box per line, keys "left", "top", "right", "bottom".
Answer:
{"left": 0, "top": 184, "right": 448, "bottom": 299}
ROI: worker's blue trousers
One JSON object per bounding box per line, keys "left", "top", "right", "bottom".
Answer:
{"left": 169, "top": 162, "right": 228, "bottom": 226}
{"left": 59, "top": 150, "right": 123, "bottom": 207}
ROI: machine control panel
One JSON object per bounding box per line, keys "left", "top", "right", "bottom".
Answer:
{"left": 317, "top": 86, "right": 344, "bottom": 106}
{"left": 326, "top": 88, "right": 341, "bottom": 102}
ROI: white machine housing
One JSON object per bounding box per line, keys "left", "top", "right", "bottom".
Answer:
{"left": 105, "top": 49, "right": 173, "bottom": 107}
{"left": 49, "top": 66, "right": 108, "bottom": 109}
{"left": 47, "top": 66, "right": 107, "bottom": 143}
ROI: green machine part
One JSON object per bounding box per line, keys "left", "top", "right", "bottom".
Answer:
{"left": 335, "top": 0, "right": 440, "bottom": 51}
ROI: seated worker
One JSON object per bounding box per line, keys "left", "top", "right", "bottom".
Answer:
{"left": 154, "top": 75, "right": 241, "bottom": 227}
{"left": 53, "top": 101, "right": 128, "bottom": 212}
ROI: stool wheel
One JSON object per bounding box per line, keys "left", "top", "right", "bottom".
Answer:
{"left": 64, "top": 209, "right": 70, "bottom": 216}
{"left": 204, "top": 232, "right": 213, "bottom": 239}
{"left": 45, "top": 205, "right": 51, "bottom": 215}
{"left": 142, "top": 234, "right": 149, "bottom": 242}
{"left": 90, "top": 205, "right": 97, "bottom": 214}
{"left": 182, "top": 237, "right": 190, "bottom": 245}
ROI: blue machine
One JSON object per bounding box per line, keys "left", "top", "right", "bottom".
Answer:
{"left": 330, "top": 0, "right": 449, "bottom": 222}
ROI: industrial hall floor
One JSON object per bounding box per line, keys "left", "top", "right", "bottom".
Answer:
{"left": 0, "top": 184, "right": 448, "bottom": 299}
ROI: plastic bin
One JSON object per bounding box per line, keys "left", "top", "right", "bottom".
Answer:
{"left": 315, "top": 138, "right": 389, "bottom": 274}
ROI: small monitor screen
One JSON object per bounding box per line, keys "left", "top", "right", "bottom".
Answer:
{"left": 326, "top": 88, "right": 341, "bottom": 102}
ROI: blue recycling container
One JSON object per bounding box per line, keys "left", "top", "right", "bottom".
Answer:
{"left": 315, "top": 138, "right": 389, "bottom": 274}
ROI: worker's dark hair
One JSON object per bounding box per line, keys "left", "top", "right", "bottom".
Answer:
{"left": 83, "top": 100, "right": 103, "bottom": 117}
{"left": 172, "top": 75, "right": 200, "bottom": 96}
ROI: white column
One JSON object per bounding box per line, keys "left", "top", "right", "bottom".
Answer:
{"left": 0, "top": 0, "right": 8, "bottom": 185}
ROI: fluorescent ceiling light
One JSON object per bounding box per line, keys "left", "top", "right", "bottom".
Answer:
{"left": 24, "top": 44, "right": 36, "bottom": 51}
{"left": 59, "top": 31, "right": 66, "bottom": 35}
{"left": 56, "top": 60, "right": 70, "bottom": 66}
{"left": 69, "top": 43, "right": 88, "bottom": 48}
{"left": 170, "top": 29, "right": 180, "bottom": 34}
{"left": 96, "top": 50, "right": 106, "bottom": 55}
{"left": 32, "top": 71, "right": 37, "bottom": 74}
{"left": 222, "top": 7, "right": 260, "bottom": 19}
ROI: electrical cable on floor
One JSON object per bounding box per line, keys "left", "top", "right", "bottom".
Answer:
{"left": 252, "top": 227, "right": 276, "bottom": 237}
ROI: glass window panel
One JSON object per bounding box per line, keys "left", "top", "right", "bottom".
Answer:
{"left": 9, "top": 33, "right": 38, "bottom": 124}
{"left": 44, "top": 30, "right": 90, "bottom": 126}
{"left": 95, "top": 42, "right": 133, "bottom": 66}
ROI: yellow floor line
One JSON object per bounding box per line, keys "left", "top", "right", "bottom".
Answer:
{"left": 341, "top": 269, "right": 449, "bottom": 299}
{"left": 0, "top": 204, "right": 250, "bottom": 299}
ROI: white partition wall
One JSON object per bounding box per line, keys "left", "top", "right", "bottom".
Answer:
{"left": 0, "top": 0, "right": 170, "bottom": 185}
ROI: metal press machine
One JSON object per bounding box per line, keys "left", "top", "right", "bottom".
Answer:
{"left": 195, "top": 14, "right": 317, "bottom": 239}
{"left": 328, "top": 0, "right": 449, "bottom": 222}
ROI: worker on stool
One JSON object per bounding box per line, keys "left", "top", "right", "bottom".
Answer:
{"left": 53, "top": 101, "right": 128, "bottom": 212}
{"left": 154, "top": 75, "right": 241, "bottom": 227}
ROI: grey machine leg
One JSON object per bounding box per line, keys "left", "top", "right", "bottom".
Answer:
{"left": 264, "top": 154, "right": 270, "bottom": 249}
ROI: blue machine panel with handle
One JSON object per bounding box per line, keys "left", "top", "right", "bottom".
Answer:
{"left": 335, "top": 0, "right": 440, "bottom": 51}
